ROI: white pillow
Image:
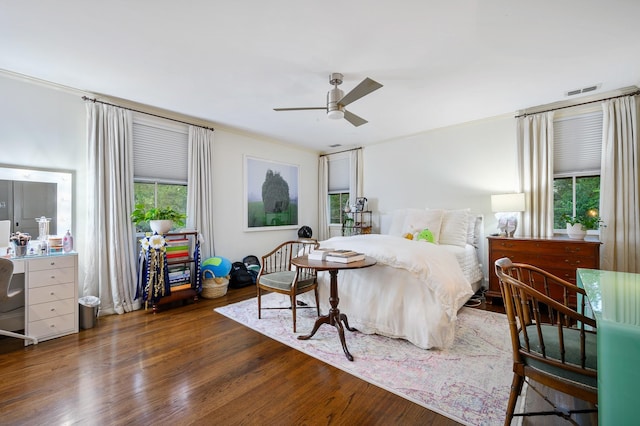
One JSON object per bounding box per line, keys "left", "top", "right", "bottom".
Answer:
{"left": 401, "top": 208, "right": 443, "bottom": 243}
{"left": 467, "top": 213, "right": 482, "bottom": 246}
{"left": 387, "top": 209, "right": 407, "bottom": 236}
{"left": 439, "top": 209, "right": 470, "bottom": 247}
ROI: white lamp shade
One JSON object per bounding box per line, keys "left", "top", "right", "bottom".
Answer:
{"left": 491, "top": 193, "right": 525, "bottom": 213}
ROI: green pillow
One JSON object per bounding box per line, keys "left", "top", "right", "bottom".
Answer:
{"left": 416, "top": 228, "right": 435, "bottom": 243}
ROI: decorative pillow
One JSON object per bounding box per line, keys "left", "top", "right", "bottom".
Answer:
{"left": 401, "top": 208, "right": 443, "bottom": 244}
{"left": 415, "top": 228, "right": 435, "bottom": 243}
{"left": 467, "top": 213, "right": 483, "bottom": 246}
{"left": 439, "top": 209, "right": 470, "bottom": 248}
{"left": 387, "top": 209, "right": 407, "bottom": 236}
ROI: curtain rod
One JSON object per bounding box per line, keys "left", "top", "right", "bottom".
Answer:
{"left": 319, "top": 147, "right": 362, "bottom": 157}
{"left": 514, "top": 90, "right": 640, "bottom": 118}
{"left": 82, "top": 96, "right": 215, "bottom": 131}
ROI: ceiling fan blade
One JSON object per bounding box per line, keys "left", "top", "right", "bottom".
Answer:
{"left": 338, "top": 78, "right": 383, "bottom": 107}
{"left": 343, "top": 110, "right": 368, "bottom": 127}
{"left": 273, "top": 107, "right": 326, "bottom": 111}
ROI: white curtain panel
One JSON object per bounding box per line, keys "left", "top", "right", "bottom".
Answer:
{"left": 186, "top": 126, "right": 215, "bottom": 259}
{"left": 517, "top": 112, "right": 555, "bottom": 238}
{"left": 317, "top": 156, "right": 329, "bottom": 241}
{"left": 600, "top": 96, "right": 640, "bottom": 273}
{"left": 84, "top": 103, "right": 140, "bottom": 315}
{"left": 349, "top": 148, "right": 364, "bottom": 203}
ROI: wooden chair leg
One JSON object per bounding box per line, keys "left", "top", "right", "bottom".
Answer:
{"left": 291, "top": 294, "right": 297, "bottom": 332}
{"left": 257, "top": 287, "right": 262, "bottom": 319}
{"left": 504, "top": 373, "right": 524, "bottom": 426}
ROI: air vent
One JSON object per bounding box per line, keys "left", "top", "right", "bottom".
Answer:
{"left": 565, "top": 84, "right": 601, "bottom": 97}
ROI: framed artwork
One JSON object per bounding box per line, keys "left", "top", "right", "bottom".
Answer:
{"left": 244, "top": 156, "right": 299, "bottom": 231}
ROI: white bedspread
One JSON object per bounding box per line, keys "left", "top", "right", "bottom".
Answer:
{"left": 301, "top": 234, "right": 474, "bottom": 349}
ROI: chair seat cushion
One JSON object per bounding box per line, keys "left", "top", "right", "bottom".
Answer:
{"left": 258, "top": 271, "right": 315, "bottom": 291}
{"left": 522, "top": 324, "right": 597, "bottom": 388}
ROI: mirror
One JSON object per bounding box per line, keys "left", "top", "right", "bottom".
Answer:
{"left": 0, "top": 165, "right": 72, "bottom": 241}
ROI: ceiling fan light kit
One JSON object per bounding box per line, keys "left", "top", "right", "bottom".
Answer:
{"left": 274, "top": 72, "right": 382, "bottom": 126}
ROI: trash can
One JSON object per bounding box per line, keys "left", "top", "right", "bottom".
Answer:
{"left": 79, "top": 296, "right": 100, "bottom": 329}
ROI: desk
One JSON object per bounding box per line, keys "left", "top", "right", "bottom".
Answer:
{"left": 292, "top": 255, "right": 376, "bottom": 361}
{"left": 577, "top": 268, "right": 640, "bottom": 425}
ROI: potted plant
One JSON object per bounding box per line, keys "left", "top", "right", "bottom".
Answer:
{"left": 131, "top": 204, "right": 186, "bottom": 234}
{"left": 562, "top": 213, "right": 602, "bottom": 239}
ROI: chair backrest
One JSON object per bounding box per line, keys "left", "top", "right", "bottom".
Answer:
{"left": 261, "top": 240, "right": 319, "bottom": 275}
{"left": 0, "top": 257, "right": 14, "bottom": 301}
{"left": 494, "top": 257, "right": 597, "bottom": 382}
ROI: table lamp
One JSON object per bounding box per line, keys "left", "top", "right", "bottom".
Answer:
{"left": 491, "top": 193, "right": 525, "bottom": 237}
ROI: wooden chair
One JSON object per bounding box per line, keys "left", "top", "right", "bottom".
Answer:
{"left": 257, "top": 240, "right": 320, "bottom": 332}
{"left": 494, "top": 258, "right": 597, "bottom": 425}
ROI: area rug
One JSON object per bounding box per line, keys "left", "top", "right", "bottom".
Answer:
{"left": 215, "top": 294, "right": 512, "bottom": 426}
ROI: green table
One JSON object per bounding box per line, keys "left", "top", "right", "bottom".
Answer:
{"left": 577, "top": 268, "right": 640, "bottom": 426}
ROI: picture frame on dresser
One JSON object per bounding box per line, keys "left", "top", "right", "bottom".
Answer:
{"left": 487, "top": 236, "right": 601, "bottom": 305}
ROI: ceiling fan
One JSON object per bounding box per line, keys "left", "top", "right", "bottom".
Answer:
{"left": 274, "top": 73, "right": 383, "bottom": 127}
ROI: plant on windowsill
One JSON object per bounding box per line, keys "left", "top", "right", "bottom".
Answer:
{"left": 131, "top": 204, "right": 187, "bottom": 234}
{"left": 562, "top": 213, "right": 602, "bottom": 240}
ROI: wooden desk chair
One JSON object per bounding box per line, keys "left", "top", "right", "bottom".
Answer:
{"left": 494, "top": 257, "right": 597, "bottom": 425}
{"left": 257, "top": 240, "right": 320, "bottom": 332}
{"left": 0, "top": 258, "right": 38, "bottom": 344}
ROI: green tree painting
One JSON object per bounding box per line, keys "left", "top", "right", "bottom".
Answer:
{"left": 246, "top": 157, "right": 298, "bottom": 228}
{"left": 262, "top": 170, "right": 290, "bottom": 213}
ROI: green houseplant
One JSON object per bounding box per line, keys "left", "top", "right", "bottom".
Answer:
{"left": 562, "top": 213, "right": 602, "bottom": 239}
{"left": 131, "top": 204, "right": 186, "bottom": 234}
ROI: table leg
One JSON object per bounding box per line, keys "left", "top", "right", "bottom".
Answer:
{"left": 298, "top": 269, "right": 356, "bottom": 361}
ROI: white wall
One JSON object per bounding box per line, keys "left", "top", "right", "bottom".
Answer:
{"left": 0, "top": 73, "right": 88, "bottom": 281}
{"left": 0, "top": 73, "right": 319, "bottom": 294}
{"left": 211, "top": 129, "right": 318, "bottom": 262}
{"left": 1, "top": 71, "right": 523, "bottom": 289}
{"left": 363, "top": 115, "right": 518, "bottom": 280}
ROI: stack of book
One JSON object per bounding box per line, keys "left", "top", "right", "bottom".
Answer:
{"left": 165, "top": 236, "right": 191, "bottom": 262}
{"left": 308, "top": 248, "right": 333, "bottom": 261}
{"left": 324, "top": 249, "right": 366, "bottom": 263}
{"left": 168, "top": 265, "right": 191, "bottom": 286}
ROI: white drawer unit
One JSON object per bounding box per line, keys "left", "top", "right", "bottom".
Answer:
{"left": 23, "top": 253, "right": 79, "bottom": 344}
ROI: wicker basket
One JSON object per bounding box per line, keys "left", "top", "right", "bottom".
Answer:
{"left": 201, "top": 271, "right": 229, "bottom": 299}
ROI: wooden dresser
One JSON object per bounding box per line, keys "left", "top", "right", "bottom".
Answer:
{"left": 487, "top": 236, "right": 601, "bottom": 303}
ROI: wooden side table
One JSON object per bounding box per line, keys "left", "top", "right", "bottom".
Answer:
{"left": 291, "top": 255, "right": 376, "bottom": 361}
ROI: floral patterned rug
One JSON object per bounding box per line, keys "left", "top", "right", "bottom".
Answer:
{"left": 215, "top": 293, "right": 511, "bottom": 426}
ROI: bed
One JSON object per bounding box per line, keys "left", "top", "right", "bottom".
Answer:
{"left": 300, "top": 208, "right": 484, "bottom": 350}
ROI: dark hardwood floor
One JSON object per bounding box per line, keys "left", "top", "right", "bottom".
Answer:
{"left": 0, "top": 287, "right": 595, "bottom": 425}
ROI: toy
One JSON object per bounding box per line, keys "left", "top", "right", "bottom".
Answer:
{"left": 403, "top": 232, "right": 414, "bottom": 240}
{"left": 416, "top": 228, "right": 435, "bottom": 243}
{"left": 202, "top": 256, "right": 232, "bottom": 278}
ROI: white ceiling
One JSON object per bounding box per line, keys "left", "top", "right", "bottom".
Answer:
{"left": 2, "top": 1, "right": 639, "bottom": 152}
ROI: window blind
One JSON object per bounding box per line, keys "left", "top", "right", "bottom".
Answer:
{"left": 328, "top": 156, "right": 349, "bottom": 192}
{"left": 132, "top": 115, "right": 189, "bottom": 183}
{"left": 554, "top": 111, "right": 603, "bottom": 174}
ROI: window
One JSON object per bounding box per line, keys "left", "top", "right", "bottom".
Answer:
{"left": 132, "top": 114, "right": 189, "bottom": 231}
{"left": 553, "top": 175, "right": 600, "bottom": 229}
{"left": 329, "top": 192, "right": 349, "bottom": 224}
{"left": 327, "top": 154, "right": 351, "bottom": 225}
{"left": 552, "top": 111, "right": 602, "bottom": 231}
